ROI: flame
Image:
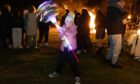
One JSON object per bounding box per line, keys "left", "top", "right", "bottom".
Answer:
{"left": 127, "top": 14, "right": 131, "bottom": 19}
{"left": 89, "top": 11, "right": 96, "bottom": 34}
{"left": 64, "top": 4, "right": 68, "bottom": 9}
{"left": 137, "top": 29, "right": 140, "bottom": 35}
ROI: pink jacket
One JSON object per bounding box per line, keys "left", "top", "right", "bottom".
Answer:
{"left": 59, "top": 24, "right": 77, "bottom": 51}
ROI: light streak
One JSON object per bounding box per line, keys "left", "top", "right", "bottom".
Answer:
{"left": 37, "top": 0, "right": 79, "bottom": 63}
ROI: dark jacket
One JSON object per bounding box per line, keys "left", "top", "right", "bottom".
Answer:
{"left": 95, "top": 9, "right": 107, "bottom": 31}
{"left": 78, "top": 12, "right": 90, "bottom": 36}
{"left": 12, "top": 15, "right": 24, "bottom": 29}
{"left": 107, "top": 6, "right": 125, "bottom": 35}
{"left": 60, "top": 13, "right": 68, "bottom": 27}
{"left": 95, "top": 9, "right": 107, "bottom": 39}
{"left": 0, "top": 11, "right": 12, "bottom": 36}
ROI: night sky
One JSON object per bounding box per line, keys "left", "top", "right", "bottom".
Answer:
{"left": 0, "top": 0, "right": 99, "bottom": 8}
{"left": 0, "top": 0, "right": 45, "bottom": 8}
{"left": 0, "top": 0, "right": 139, "bottom": 13}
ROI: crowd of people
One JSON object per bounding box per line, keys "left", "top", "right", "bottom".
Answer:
{"left": 0, "top": 5, "right": 52, "bottom": 49}
{"left": 0, "top": 0, "right": 139, "bottom": 84}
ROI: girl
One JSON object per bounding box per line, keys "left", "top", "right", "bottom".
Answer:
{"left": 49, "top": 13, "right": 80, "bottom": 84}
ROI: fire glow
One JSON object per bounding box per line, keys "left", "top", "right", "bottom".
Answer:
{"left": 127, "top": 14, "right": 132, "bottom": 20}
{"left": 89, "top": 11, "right": 96, "bottom": 34}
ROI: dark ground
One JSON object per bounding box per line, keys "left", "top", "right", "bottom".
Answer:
{"left": 0, "top": 28, "right": 140, "bottom": 84}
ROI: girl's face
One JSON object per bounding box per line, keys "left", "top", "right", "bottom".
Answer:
{"left": 65, "top": 14, "right": 74, "bottom": 28}
{"left": 65, "top": 20, "right": 73, "bottom": 28}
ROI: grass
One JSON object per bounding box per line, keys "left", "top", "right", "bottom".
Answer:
{"left": 0, "top": 28, "right": 140, "bottom": 84}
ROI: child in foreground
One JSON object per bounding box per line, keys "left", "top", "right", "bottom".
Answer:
{"left": 49, "top": 13, "right": 80, "bottom": 84}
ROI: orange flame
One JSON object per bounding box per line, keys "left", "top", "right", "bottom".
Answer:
{"left": 89, "top": 11, "right": 96, "bottom": 34}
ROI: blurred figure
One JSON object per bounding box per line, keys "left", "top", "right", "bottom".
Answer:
{"left": 76, "top": 8, "right": 90, "bottom": 54}
{"left": 74, "top": 10, "right": 80, "bottom": 26}
{"left": 95, "top": 0, "right": 108, "bottom": 54}
{"left": 73, "top": 10, "right": 83, "bottom": 54}
{"left": 12, "top": 9, "right": 24, "bottom": 48}
{"left": 25, "top": 6, "right": 38, "bottom": 48}
{"left": 0, "top": 4, "right": 13, "bottom": 48}
{"left": 105, "top": 0, "right": 127, "bottom": 68}
{"left": 129, "top": 20, "right": 140, "bottom": 61}
{"left": 49, "top": 13, "right": 80, "bottom": 84}
{"left": 38, "top": 14, "right": 52, "bottom": 47}
{"left": 60, "top": 9, "right": 70, "bottom": 27}
{"left": 22, "top": 9, "right": 29, "bottom": 48}
{"left": 119, "top": 0, "right": 127, "bottom": 52}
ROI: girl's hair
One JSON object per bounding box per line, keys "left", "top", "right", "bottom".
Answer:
{"left": 65, "top": 13, "right": 74, "bottom": 23}
{"left": 28, "top": 6, "right": 36, "bottom": 13}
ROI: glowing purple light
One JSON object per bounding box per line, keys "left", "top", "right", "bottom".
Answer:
{"left": 37, "top": 0, "right": 79, "bottom": 63}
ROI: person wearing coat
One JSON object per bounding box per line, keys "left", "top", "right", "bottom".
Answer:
{"left": 25, "top": 6, "right": 38, "bottom": 48}
{"left": 105, "top": 0, "right": 126, "bottom": 68}
{"left": 76, "top": 9, "right": 90, "bottom": 54}
{"left": 12, "top": 9, "right": 24, "bottom": 48}
{"left": 129, "top": 22, "right": 140, "bottom": 61}
{"left": 49, "top": 13, "right": 80, "bottom": 84}
{"left": 0, "top": 4, "right": 13, "bottom": 48}
{"left": 60, "top": 9, "right": 70, "bottom": 27}
{"left": 95, "top": 0, "right": 108, "bottom": 54}
{"left": 38, "top": 14, "right": 52, "bottom": 47}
